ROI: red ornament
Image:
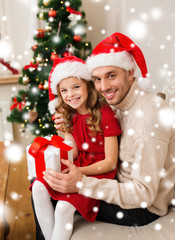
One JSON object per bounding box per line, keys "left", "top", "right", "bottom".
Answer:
{"left": 51, "top": 52, "right": 59, "bottom": 61}
{"left": 38, "top": 84, "right": 44, "bottom": 90}
{"left": 32, "top": 45, "right": 38, "bottom": 51}
{"left": 73, "top": 35, "right": 81, "bottom": 42}
{"left": 37, "top": 29, "right": 45, "bottom": 38}
{"left": 48, "top": 10, "right": 57, "bottom": 18}
{"left": 63, "top": 51, "right": 72, "bottom": 57}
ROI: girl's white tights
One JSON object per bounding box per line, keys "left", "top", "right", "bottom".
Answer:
{"left": 32, "top": 181, "right": 76, "bottom": 240}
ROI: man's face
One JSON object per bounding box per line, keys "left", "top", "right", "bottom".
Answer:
{"left": 92, "top": 66, "right": 134, "bottom": 105}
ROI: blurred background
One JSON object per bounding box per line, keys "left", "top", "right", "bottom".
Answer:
{"left": 0, "top": 1, "right": 175, "bottom": 239}
{"left": 1, "top": 0, "right": 175, "bottom": 90}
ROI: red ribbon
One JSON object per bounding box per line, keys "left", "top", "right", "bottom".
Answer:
{"left": 10, "top": 97, "right": 25, "bottom": 111}
{"left": 66, "top": 6, "right": 83, "bottom": 16}
{"left": 28, "top": 135, "right": 73, "bottom": 178}
{"left": 24, "top": 63, "right": 38, "bottom": 70}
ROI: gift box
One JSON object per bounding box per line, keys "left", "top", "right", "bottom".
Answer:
{"left": 26, "top": 135, "right": 73, "bottom": 178}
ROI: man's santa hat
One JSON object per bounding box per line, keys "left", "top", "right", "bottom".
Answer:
{"left": 48, "top": 55, "right": 91, "bottom": 114}
{"left": 86, "top": 32, "right": 150, "bottom": 89}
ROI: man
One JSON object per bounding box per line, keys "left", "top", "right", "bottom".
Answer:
{"left": 42, "top": 32, "right": 175, "bottom": 227}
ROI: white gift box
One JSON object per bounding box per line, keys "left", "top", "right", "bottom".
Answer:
{"left": 26, "top": 136, "right": 73, "bottom": 178}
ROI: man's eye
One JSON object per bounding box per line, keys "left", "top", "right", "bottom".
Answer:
{"left": 109, "top": 74, "right": 116, "bottom": 79}
{"left": 94, "top": 78, "right": 101, "bottom": 82}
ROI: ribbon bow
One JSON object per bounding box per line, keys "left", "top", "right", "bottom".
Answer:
{"left": 29, "top": 135, "right": 73, "bottom": 178}
{"left": 10, "top": 97, "right": 25, "bottom": 111}
{"left": 24, "top": 63, "right": 38, "bottom": 71}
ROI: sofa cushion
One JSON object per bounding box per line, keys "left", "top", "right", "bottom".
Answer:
{"left": 71, "top": 206, "right": 175, "bottom": 240}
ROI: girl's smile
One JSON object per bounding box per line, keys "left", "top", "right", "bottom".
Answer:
{"left": 59, "top": 77, "right": 89, "bottom": 115}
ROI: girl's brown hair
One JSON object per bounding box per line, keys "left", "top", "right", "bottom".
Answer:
{"left": 55, "top": 79, "right": 106, "bottom": 136}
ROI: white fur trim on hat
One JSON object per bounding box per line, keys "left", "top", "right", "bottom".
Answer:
{"left": 51, "top": 61, "right": 91, "bottom": 95}
{"left": 86, "top": 51, "right": 136, "bottom": 74}
{"left": 48, "top": 98, "right": 58, "bottom": 114}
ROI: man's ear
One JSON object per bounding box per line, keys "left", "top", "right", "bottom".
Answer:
{"left": 128, "top": 69, "right": 135, "bottom": 85}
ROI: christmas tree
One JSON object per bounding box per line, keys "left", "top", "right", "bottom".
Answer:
{"left": 7, "top": 0, "right": 92, "bottom": 137}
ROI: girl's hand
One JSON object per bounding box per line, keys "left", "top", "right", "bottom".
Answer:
{"left": 53, "top": 112, "right": 64, "bottom": 130}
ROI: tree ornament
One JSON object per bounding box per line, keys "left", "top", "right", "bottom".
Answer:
{"left": 50, "top": 51, "right": 59, "bottom": 61}
{"left": 32, "top": 45, "right": 38, "bottom": 52}
{"left": 67, "top": 7, "right": 82, "bottom": 27}
{"left": 43, "top": 0, "right": 50, "bottom": 6}
{"left": 39, "top": 12, "right": 45, "bottom": 20}
{"left": 38, "top": 83, "right": 44, "bottom": 90}
{"left": 28, "top": 110, "right": 38, "bottom": 123}
{"left": 36, "top": 55, "right": 42, "bottom": 63}
{"left": 36, "top": 29, "right": 45, "bottom": 38}
{"left": 73, "top": 35, "right": 81, "bottom": 42}
{"left": 63, "top": 43, "right": 73, "bottom": 57}
{"left": 48, "top": 10, "right": 57, "bottom": 18}
{"left": 22, "top": 75, "right": 30, "bottom": 84}
{"left": 45, "top": 25, "right": 52, "bottom": 31}
{"left": 43, "top": 81, "right": 48, "bottom": 90}
{"left": 63, "top": 51, "right": 72, "bottom": 57}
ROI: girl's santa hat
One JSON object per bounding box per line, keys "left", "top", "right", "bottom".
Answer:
{"left": 86, "top": 32, "right": 150, "bottom": 89}
{"left": 48, "top": 56, "right": 91, "bottom": 114}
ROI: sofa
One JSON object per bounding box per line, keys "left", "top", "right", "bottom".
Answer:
{"left": 71, "top": 206, "right": 175, "bottom": 240}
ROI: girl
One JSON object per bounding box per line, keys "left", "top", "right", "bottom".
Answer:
{"left": 31, "top": 56, "right": 121, "bottom": 240}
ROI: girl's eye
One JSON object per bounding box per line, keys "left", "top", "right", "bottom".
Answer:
{"left": 74, "top": 85, "right": 80, "bottom": 89}
{"left": 60, "top": 89, "right": 66, "bottom": 93}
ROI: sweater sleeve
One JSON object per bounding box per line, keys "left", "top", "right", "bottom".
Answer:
{"left": 79, "top": 135, "right": 169, "bottom": 209}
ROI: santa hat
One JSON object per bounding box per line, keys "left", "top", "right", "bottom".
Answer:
{"left": 86, "top": 32, "right": 148, "bottom": 79}
{"left": 48, "top": 56, "right": 91, "bottom": 114}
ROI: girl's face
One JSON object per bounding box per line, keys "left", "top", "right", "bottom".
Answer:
{"left": 59, "top": 77, "right": 89, "bottom": 114}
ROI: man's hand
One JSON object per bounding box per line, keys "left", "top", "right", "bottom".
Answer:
{"left": 43, "top": 159, "right": 83, "bottom": 194}
{"left": 53, "top": 112, "right": 64, "bottom": 131}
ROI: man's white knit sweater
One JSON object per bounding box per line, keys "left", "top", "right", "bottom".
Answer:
{"left": 79, "top": 81, "right": 175, "bottom": 216}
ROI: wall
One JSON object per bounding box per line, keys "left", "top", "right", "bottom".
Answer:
{"left": 81, "top": 0, "right": 175, "bottom": 93}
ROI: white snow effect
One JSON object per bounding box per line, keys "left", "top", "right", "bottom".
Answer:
{"left": 4, "top": 143, "right": 23, "bottom": 163}
{"left": 127, "top": 19, "right": 148, "bottom": 40}
{"left": 65, "top": 223, "right": 73, "bottom": 230}
{"left": 76, "top": 181, "right": 83, "bottom": 189}
{"left": 128, "top": 128, "right": 135, "bottom": 136}
{"left": 132, "top": 163, "right": 139, "bottom": 170}
{"left": 10, "top": 192, "right": 20, "bottom": 201}
{"left": 93, "top": 206, "right": 99, "bottom": 212}
{"left": 73, "top": 24, "right": 86, "bottom": 35}
{"left": 97, "top": 191, "right": 104, "bottom": 199}
{"left": 154, "top": 223, "right": 162, "bottom": 231}
{"left": 159, "top": 168, "right": 167, "bottom": 178}
{"left": 104, "top": 5, "right": 110, "bottom": 11}
{"left": 158, "top": 108, "right": 175, "bottom": 127}
{"left": 150, "top": 7, "right": 163, "bottom": 20}
{"left": 122, "top": 161, "right": 129, "bottom": 168}
{"left": 82, "top": 143, "right": 89, "bottom": 150}
{"left": 116, "top": 211, "right": 124, "bottom": 219}
{"left": 140, "top": 201, "right": 148, "bottom": 208}
{"left": 0, "top": 39, "right": 13, "bottom": 61}
{"left": 91, "top": 137, "right": 96, "bottom": 142}
{"left": 144, "top": 175, "right": 152, "bottom": 183}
